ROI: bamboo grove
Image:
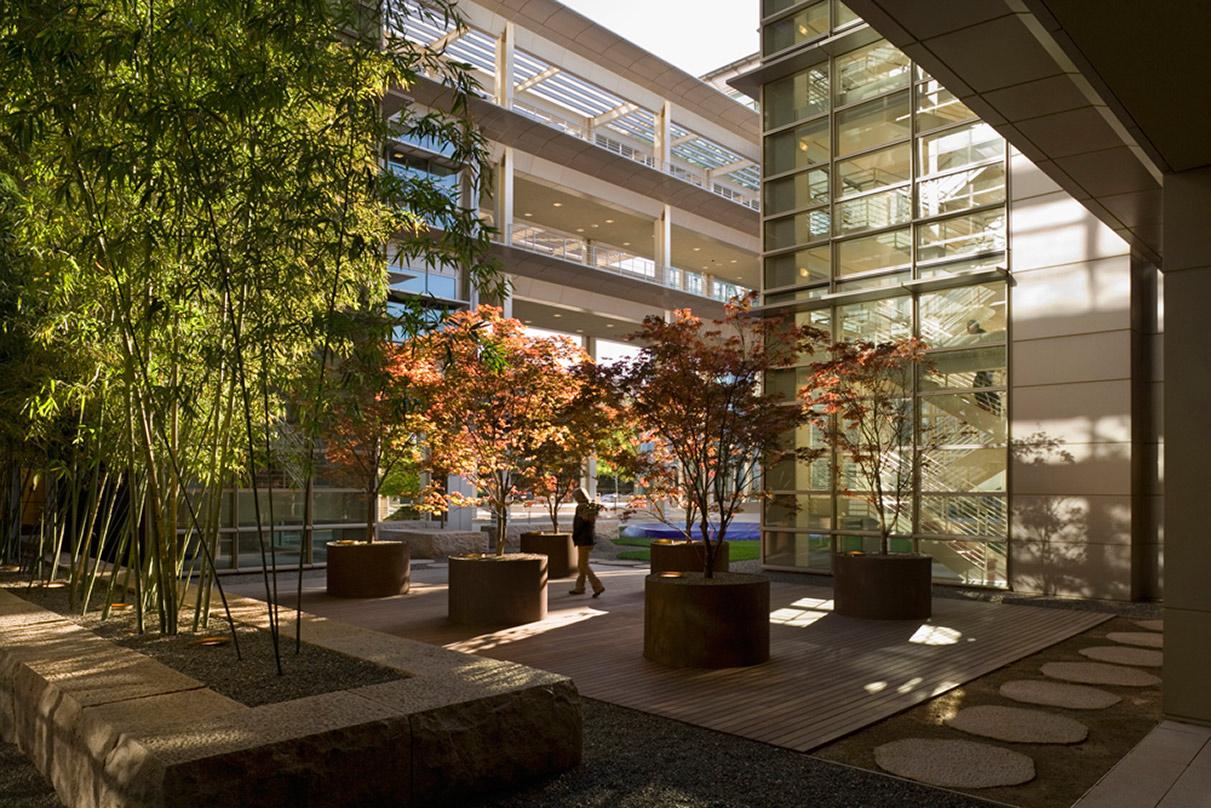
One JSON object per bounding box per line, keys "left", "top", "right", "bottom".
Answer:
{"left": 0, "top": 0, "right": 502, "bottom": 664}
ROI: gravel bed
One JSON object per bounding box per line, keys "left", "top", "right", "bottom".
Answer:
{"left": 470, "top": 699, "right": 997, "bottom": 808}
{"left": 3, "top": 578, "right": 402, "bottom": 708}
{"left": 0, "top": 741, "right": 62, "bottom": 808}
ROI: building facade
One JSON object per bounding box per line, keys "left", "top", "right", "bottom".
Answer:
{"left": 732, "top": 0, "right": 1163, "bottom": 602}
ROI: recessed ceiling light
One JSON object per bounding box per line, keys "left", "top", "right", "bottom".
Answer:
{"left": 575, "top": 329, "right": 584, "bottom": 333}
{"left": 623, "top": 241, "right": 631, "bottom": 246}
{"left": 605, "top": 218, "right": 614, "bottom": 223}
{"left": 552, "top": 313, "right": 562, "bottom": 318}
{"left": 591, "top": 224, "right": 599, "bottom": 228}
{"left": 693, "top": 247, "right": 701, "bottom": 252}
{"left": 576, "top": 228, "right": 585, "bottom": 232}
{"left": 736, "top": 275, "right": 744, "bottom": 280}
{"left": 605, "top": 323, "right": 614, "bottom": 328}
{"left": 524, "top": 212, "right": 533, "bottom": 217}
{"left": 552, "top": 202, "right": 563, "bottom": 207}
{"left": 730, "top": 259, "right": 737, "bottom": 264}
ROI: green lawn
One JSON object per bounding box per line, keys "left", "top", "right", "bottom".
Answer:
{"left": 613, "top": 537, "right": 760, "bottom": 563}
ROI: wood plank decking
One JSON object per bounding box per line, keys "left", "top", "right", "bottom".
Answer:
{"left": 228, "top": 564, "right": 1110, "bottom": 753}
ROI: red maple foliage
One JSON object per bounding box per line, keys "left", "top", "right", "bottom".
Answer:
{"left": 403, "top": 306, "right": 590, "bottom": 555}
{"left": 609, "top": 293, "right": 827, "bottom": 577}
{"left": 801, "top": 337, "right": 931, "bottom": 555}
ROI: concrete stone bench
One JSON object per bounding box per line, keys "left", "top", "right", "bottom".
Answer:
{"left": 377, "top": 528, "right": 488, "bottom": 559}
{"left": 0, "top": 587, "right": 581, "bottom": 807}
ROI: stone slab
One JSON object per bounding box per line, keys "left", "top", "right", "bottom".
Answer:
{"left": 874, "top": 738, "right": 1036, "bottom": 788}
{"left": 947, "top": 704, "right": 1088, "bottom": 744}
{"left": 1079, "top": 645, "right": 1164, "bottom": 667}
{"left": 0, "top": 585, "right": 583, "bottom": 807}
{"left": 1041, "top": 661, "right": 1161, "bottom": 687}
{"left": 377, "top": 528, "right": 486, "bottom": 559}
{"left": 1133, "top": 618, "right": 1164, "bottom": 632}
{"left": 999, "top": 679, "right": 1121, "bottom": 710}
{"left": 1106, "top": 631, "right": 1164, "bottom": 648}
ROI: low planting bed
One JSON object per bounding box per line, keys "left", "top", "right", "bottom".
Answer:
{"left": 0, "top": 577, "right": 581, "bottom": 808}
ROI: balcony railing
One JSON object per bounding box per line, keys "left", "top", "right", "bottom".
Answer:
{"left": 507, "top": 223, "right": 749, "bottom": 301}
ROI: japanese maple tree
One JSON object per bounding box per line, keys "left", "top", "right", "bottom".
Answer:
{"left": 801, "top": 338, "right": 931, "bottom": 556}
{"left": 611, "top": 294, "right": 826, "bottom": 577}
{"left": 325, "top": 333, "right": 423, "bottom": 542}
{"left": 524, "top": 361, "right": 619, "bottom": 533}
{"left": 406, "top": 306, "right": 587, "bottom": 556}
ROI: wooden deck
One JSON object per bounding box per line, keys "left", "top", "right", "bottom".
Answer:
{"left": 227, "top": 563, "right": 1110, "bottom": 753}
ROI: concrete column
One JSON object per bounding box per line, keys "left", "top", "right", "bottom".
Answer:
{"left": 654, "top": 205, "right": 672, "bottom": 286}
{"left": 654, "top": 100, "right": 672, "bottom": 172}
{"left": 445, "top": 474, "right": 475, "bottom": 530}
{"left": 495, "top": 22, "right": 514, "bottom": 109}
{"left": 1161, "top": 165, "right": 1211, "bottom": 726}
{"left": 493, "top": 146, "right": 514, "bottom": 245}
{"left": 459, "top": 168, "right": 480, "bottom": 307}
{"left": 582, "top": 334, "right": 599, "bottom": 498}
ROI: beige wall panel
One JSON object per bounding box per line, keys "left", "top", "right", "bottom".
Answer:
{"left": 1010, "top": 256, "right": 1133, "bottom": 341}
{"left": 1009, "top": 149, "right": 1064, "bottom": 201}
{"left": 1012, "top": 441, "right": 1132, "bottom": 496}
{"left": 1011, "top": 330, "right": 1132, "bottom": 387}
{"left": 1011, "top": 494, "right": 1133, "bottom": 547}
{"left": 1010, "top": 190, "right": 1130, "bottom": 272}
{"left": 1011, "top": 539, "right": 1132, "bottom": 600}
{"left": 1011, "top": 379, "right": 1132, "bottom": 445}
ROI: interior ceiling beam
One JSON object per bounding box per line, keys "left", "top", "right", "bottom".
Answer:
{"left": 427, "top": 27, "right": 465, "bottom": 52}
{"left": 592, "top": 102, "right": 639, "bottom": 127}
{"left": 516, "top": 66, "right": 560, "bottom": 93}
{"left": 711, "top": 158, "right": 756, "bottom": 175}
{"left": 671, "top": 133, "right": 697, "bottom": 147}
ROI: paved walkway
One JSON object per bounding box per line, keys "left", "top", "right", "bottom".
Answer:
{"left": 1075, "top": 720, "right": 1211, "bottom": 807}
{"left": 228, "top": 564, "right": 1108, "bottom": 753}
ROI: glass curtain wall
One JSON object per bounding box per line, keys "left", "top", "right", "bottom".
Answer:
{"left": 759, "top": 3, "right": 1010, "bottom": 587}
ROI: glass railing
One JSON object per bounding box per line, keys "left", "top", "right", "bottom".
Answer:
{"left": 511, "top": 224, "right": 587, "bottom": 263}
{"left": 594, "top": 246, "right": 656, "bottom": 279}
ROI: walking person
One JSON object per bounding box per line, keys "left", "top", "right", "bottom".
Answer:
{"left": 569, "top": 487, "right": 605, "bottom": 597}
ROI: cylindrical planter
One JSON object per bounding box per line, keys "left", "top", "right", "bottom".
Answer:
{"left": 448, "top": 553, "right": 548, "bottom": 627}
{"left": 518, "top": 532, "right": 575, "bottom": 578}
{"left": 649, "top": 540, "right": 731, "bottom": 575}
{"left": 326, "top": 541, "right": 411, "bottom": 599}
{"left": 832, "top": 553, "right": 932, "bottom": 620}
{"left": 644, "top": 571, "right": 769, "bottom": 668}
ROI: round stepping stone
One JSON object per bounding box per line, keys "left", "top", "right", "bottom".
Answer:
{"left": 1079, "top": 645, "right": 1163, "bottom": 667}
{"left": 1000, "top": 679, "right": 1121, "bottom": 710}
{"left": 947, "top": 704, "right": 1088, "bottom": 744}
{"left": 1041, "top": 661, "right": 1160, "bottom": 687}
{"left": 874, "top": 738, "right": 1035, "bottom": 788}
{"left": 1107, "top": 631, "right": 1163, "bottom": 648}
{"left": 1133, "top": 619, "right": 1163, "bottom": 632}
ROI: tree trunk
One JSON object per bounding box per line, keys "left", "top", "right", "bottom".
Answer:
{"left": 496, "top": 506, "right": 507, "bottom": 556}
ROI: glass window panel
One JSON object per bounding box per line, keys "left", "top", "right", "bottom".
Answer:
{"left": 766, "top": 423, "right": 831, "bottom": 490}
{"left": 763, "top": 0, "right": 800, "bottom": 17}
{"left": 764, "top": 65, "right": 829, "bottom": 130}
{"left": 836, "top": 91, "right": 910, "bottom": 156}
{"left": 765, "top": 209, "right": 831, "bottom": 250}
{"left": 916, "top": 253, "right": 1006, "bottom": 279}
{"left": 764, "top": 287, "right": 829, "bottom": 305}
{"left": 838, "top": 294, "right": 911, "bottom": 342}
{"left": 919, "top": 539, "right": 1007, "bottom": 586}
{"left": 833, "top": 0, "right": 859, "bottom": 29}
{"left": 764, "top": 532, "right": 833, "bottom": 569}
{"left": 917, "top": 121, "right": 1004, "bottom": 176}
{"left": 765, "top": 118, "right": 830, "bottom": 175}
{"left": 765, "top": 167, "right": 830, "bottom": 215}
{"left": 916, "top": 207, "right": 1006, "bottom": 263}
{"left": 837, "top": 495, "right": 912, "bottom": 534}
{"left": 836, "top": 533, "right": 888, "bottom": 554}
{"left": 837, "top": 227, "right": 911, "bottom": 276}
{"left": 921, "top": 494, "right": 1007, "bottom": 538}
{"left": 919, "top": 282, "right": 1007, "bottom": 348}
{"left": 836, "top": 143, "right": 911, "bottom": 198}
{"left": 914, "top": 81, "right": 976, "bottom": 132}
{"left": 834, "top": 40, "right": 910, "bottom": 106}
{"left": 836, "top": 186, "right": 911, "bottom": 234}
{"left": 835, "top": 269, "right": 908, "bottom": 293}
{"left": 918, "top": 162, "right": 1006, "bottom": 218}
{"left": 765, "top": 494, "right": 833, "bottom": 529}
{"left": 764, "top": 245, "right": 831, "bottom": 289}
{"left": 921, "top": 448, "right": 1007, "bottom": 493}
{"left": 921, "top": 392, "right": 1007, "bottom": 445}
{"left": 922, "top": 347, "right": 1007, "bottom": 391}
{"left": 763, "top": 2, "right": 830, "bottom": 55}
{"left": 795, "top": 308, "right": 832, "bottom": 337}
